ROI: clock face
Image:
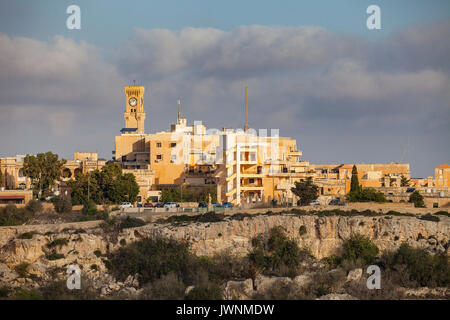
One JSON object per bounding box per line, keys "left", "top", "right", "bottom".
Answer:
{"left": 129, "top": 97, "right": 137, "bottom": 107}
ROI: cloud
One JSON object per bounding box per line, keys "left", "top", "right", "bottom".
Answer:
{"left": 0, "top": 34, "right": 123, "bottom": 108}
{"left": 0, "top": 19, "right": 449, "bottom": 177}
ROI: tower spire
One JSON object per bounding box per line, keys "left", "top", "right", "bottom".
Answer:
{"left": 244, "top": 87, "right": 250, "bottom": 131}
{"left": 177, "top": 99, "right": 181, "bottom": 121}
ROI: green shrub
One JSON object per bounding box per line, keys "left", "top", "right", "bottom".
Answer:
{"left": 12, "top": 288, "right": 42, "bottom": 300}
{"left": 0, "top": 204, "right": 33, "bottom": 226}
{"left": 103, "top": 259, "right": 112, "bottom": 270}
{"left": 0, "top": 286, "right": 11, "bottom": 298}
{"left": 94, "top": 250, "right": 102, "bottom": 257}
{"left": 229, "top": 213, "right": 252, "bottom": 221}
{"left": 119, "top": 239, "right": 127, "bottom": 246}
{"left": 248, "top": 227, "right": 308, "bottom": 275}
{"left": 418, "top": 213, "right": 440, "bottom": 222}
{"left": 47, "top": 238, "right": 69, "bottom": 249}
{"left": 198, "top": 251, "right": 250, "bottom": 282}
{"left": 434, "top": 211, "right": 449, "bottom": 217}
{"left": 381, "top": 243, "right": 450, "bottom": 287}
{"left": 18, "top": 232, "right": 34, "bottom": 239}
{"left": 38, "top": 278, "right": 97, "bottom": 300}
{"left": 386, "top": 211, "right": 414, "bottom": 217}
{"left": 163, "top": 212, "right": 224, "bottom": 225}
{"left": 347, "top": 187, "right": 387, "bottom": 203}
{"left": 322, "top": 255, "right": 342, "bottom": 269}
{"left": 341, "top": 233, "right": 379, "bottom": 265}
{"left": 14, "top": 262, "right": 30, "bottom": 278}
{"left": 46, "top": 252, "right": 65, "bottom": 260}
{"left": 25, "top": 200, "right": 43, "bottom": 214}
{"left": 82, "top": 199, "right": 97, "bottom": 215}
{"left": 140, "top": 273, "right": 186, "bottom": 300}
{"left": 299, "top": 225, "right": 307, "bottom": 236}
{"left": 108, "top": 237, "right": 196, "bottom": 286}
{"left": 90, "top": 264, "right": 98, "bottom": 271}
{"left": 54, "top": 196, "right": 72, "bottom": 213}
{"left": 409, "top": 191, "right": 424, "bottom": 208}
{"left": 119, "top": 216, "right": 146, "bottom": 229}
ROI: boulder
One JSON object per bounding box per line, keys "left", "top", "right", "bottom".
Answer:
{"left": 346, "top": 268, "right": 363, "bottom": 283}
{"left": 293, "top": 274, "right": 313, "bottom": 288}
{"left": 224, "top": 279, "right": 254, "bottom": 300}
{"left": 0, "top": 263, "right": 18, "bottom": 283}
{"left": 254, "top": 275, "right": 292, "bottom": 294}
{"left": 317, "top": 293, "right": 357, "bottom": 300}
{"left": 185, "top": 285, "right": 195, "bottom": 295}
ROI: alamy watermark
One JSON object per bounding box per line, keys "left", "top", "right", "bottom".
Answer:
{"left": 366, "top": 5, "right": 381, "bottom": 30}
{"left": 366, "top": 265, "right": 381, "bottom": 289}
{"left": 66, "top": 5, "right": 81, "bottom": 30}
{"left": 66, "top": 264, "right": 81, "bottom": 290}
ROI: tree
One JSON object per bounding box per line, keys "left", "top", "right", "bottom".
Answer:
{"left": 350, "top": 165, "right": 361, "bottom": 194}
{"left": 347, "top": 187, "right": 387, "bottom": 202}
{"left": 54, "top": 195, "right": 72, "bottom": 213}
{"left": 409, "top": 191, "right": 424, "bottom": 208}
{"left": 67, "top": 163, "right": 139, "bottom": 205}
{"left": 107, "top": 173, "right": 140, "bottom": 203}
{"left": 23, "top": 152, "right": 67, "bottom": 197}
{"left": 67, "top": 171, "right": 102, "bottom": 205}
{"left": 291, "top": 177, "right": 319, "bottom": 206}
{"left": 400, "top": 175, "right": 411, "bottom": 187}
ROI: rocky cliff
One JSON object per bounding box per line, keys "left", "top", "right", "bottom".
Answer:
{"left": 1, "top": 214, "right": 448, "bottom": 266}
{"left": 0, "top": 213, "right": 448, "bottom": 295}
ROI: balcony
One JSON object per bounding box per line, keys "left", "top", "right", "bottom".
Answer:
{"left": 241, "top": 184, "right": 264, "bottom": 191}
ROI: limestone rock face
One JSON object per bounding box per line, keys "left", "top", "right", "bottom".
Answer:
{"left": 152, "top": 215, "right": 449, "bottom": 259}
{"left": 254, "top": 275, "right": 292, "bottom": 294}
{"left": 0, "top": 263, "right": 18, "bottom": 283}
{"left": 224, "top": 279, "right": 254, "bottom": 300}
{"left": 293, "top": 274, "right": 313, "bottom": 288}
{"left": 346, "top": 268, "right": 363, "bottom": 283}
{"left": 0, "top": 214, "right": 448, "bottom": 297}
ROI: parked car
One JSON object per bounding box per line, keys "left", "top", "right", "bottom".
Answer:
{"left": 119, "top": 202, "right": 133, "bottom": 209}
{"left": 137, "top": 203, "right": 143, "bottom": 207}
{"left": 221, "top": 202, "right": 233, "bottom": 208}
{"left": 328, "top": 199, "right": 346, "bottom": 206}
{"left": 164, "top": 202, "right": 178, "bottom": 208}
{"left": 309, "top": 200, "right": 320, "bottom": 206}
{"left": 153, "top": 203, "right": 164, "bottom": 208}
{"left": 143, "top": 203, "right": 153, "bottom": 208}
{"left": 212, "top": 202, "right": 221, "bottom": 207}
{"left": 198, "top": 202, "right": 208, "bottom": 208}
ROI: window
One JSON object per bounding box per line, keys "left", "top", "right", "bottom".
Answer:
{"left": 156, "top": 154, "right": 162, "bottom": 160}
{"left": 249, "top": 179, "right": 255, "bottom": 184}
{"left": 170, "top": 142, "right": 177, "bottom": 148}
{"left": 156, "top": 142, "right": 162, "bottom": 148}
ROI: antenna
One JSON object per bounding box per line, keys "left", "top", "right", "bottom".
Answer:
{"left": 177, "top": 99, "right": 181, "bottom": 121}
{"left": 401, "top": 145, "right": 404, "bottom": 163}
{"left": 244, "top": 87, "right": 250, "bottom": 131}
{"left": 407, "top": 136, "right": 410, "bottom": 165}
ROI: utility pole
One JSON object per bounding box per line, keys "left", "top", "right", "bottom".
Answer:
{"left": 87, "top": 172, "right": 90, "bottom": 201}
{"left": 244, "top": 87, "right": 250, "bottom": 131}
{"left": 271, "top": 165, "right": 275, "bottom": 206}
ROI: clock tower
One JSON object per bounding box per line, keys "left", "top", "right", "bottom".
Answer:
{"left": 124, "top": 85, "right": 146, "bottom": 134}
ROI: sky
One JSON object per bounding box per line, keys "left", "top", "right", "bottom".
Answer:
{"left": 0, "top": 0, "right": 449, "bottom": 178}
